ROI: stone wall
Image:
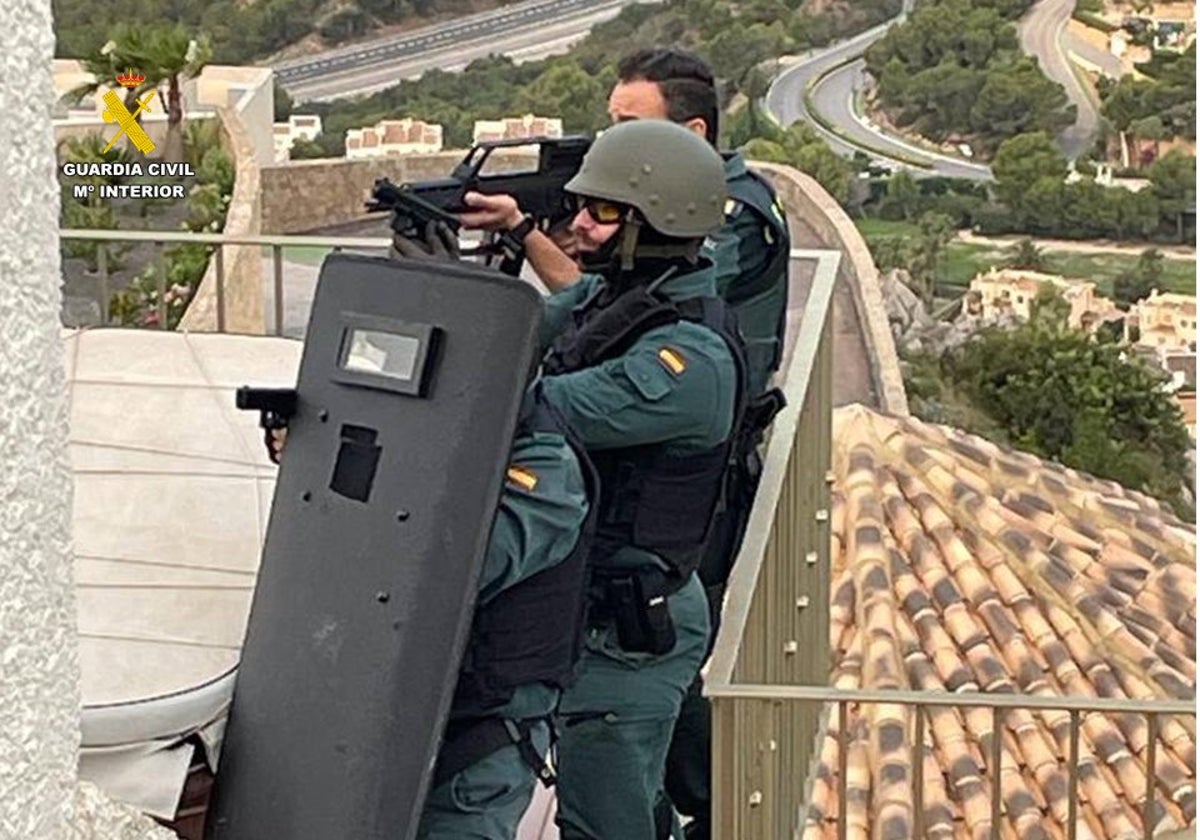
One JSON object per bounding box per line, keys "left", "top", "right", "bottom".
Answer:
{"left": 259, "top": 149, "right": 539, "bottom": 234}
{"left": 751, "top": 162, "right": 910, "bottom": 416}
{"left": 179, "top": 104, "right": 265, "bottom": 335}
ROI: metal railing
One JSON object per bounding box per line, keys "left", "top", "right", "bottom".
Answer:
{"left": 705, "top": 249, "right": 1197, "bottom": 839}
{"left": 710, "top": 684, "right": 1195, "bottom": 840}
{"left": 60, "top": 229, "right": 390, "bottom": 335}
{"left": 707, "top": 248, "right": 839, "bottom": 840}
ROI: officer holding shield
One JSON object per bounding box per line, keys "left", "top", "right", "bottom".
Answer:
{"left": 414, "top": 386, "right": 594, "bottom": 840}
{"left": 263, "top": 320, "right": 595, "bottom": 840}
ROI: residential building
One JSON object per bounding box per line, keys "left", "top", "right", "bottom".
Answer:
{"left": 1126, "top": 289, "right": 1198, "bottom": 352}
{"left": 472, "top": 114, "right": 563, "bottom": 144}
{"left": 963, "top": 268, "right": 1123, "bottom": 333}
{"left": 1159, "top": 349, "right": 1197, "bottom": 439}
{"left": 345, "top": 118, "right": 444, "bottom": 159}
{"left": 1064, "top": 162, "right": 1151, "bottom": 192}
{"left": 1148, "top": 1, "right": 1197, "bottom": 51}
{"left": 272, "top": 114, "right": 322, "bottom": 163}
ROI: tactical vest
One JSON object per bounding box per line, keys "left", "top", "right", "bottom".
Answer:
{"left": 450, "top": 392, "right": 599, "bottom": 716}
{"left": 542, "top": 279, "right": 749, "bottom": 588}
{"left": 723, "top": 171, "right": 791, "bottom": 379}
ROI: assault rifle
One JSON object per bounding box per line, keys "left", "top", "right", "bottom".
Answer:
{"left": 366, "top": 135, "right": 590, "bottom": 272}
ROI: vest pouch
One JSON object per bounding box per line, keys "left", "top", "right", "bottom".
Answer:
{"left": 631, "top": 449, "right": 726, "bottom": 550}
{"left": 608, "top": 575, "right": 676, "bottom": 655}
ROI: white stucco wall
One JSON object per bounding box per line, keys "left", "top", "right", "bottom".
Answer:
{"left": 1, "top": 4, "right": 174, "bottom": 837}
{"left": 1, "top": 4, "right": 81, "bottom": 835}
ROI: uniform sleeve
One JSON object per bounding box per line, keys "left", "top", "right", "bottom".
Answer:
{"left": 540, "top": 275, "right": 600, "bottom": 351}
{"left": 710, "top": 203, "right": 775, "bottom": 303}
{"left": 538, "top": 323, "right": 736, "bottom": 451}
{"left": 478, "top": 433, "right": 590, "bottom": 605}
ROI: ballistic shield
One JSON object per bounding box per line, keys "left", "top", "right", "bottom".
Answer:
{"left": 206, "top": 252, "right": 543, "bottom": 840}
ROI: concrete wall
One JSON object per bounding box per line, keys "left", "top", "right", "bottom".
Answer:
{"left": 752, "top": 162, "right": 910, "bottom": 416}
{"left": 3, "top": 4, "right": 172, "bottom": 837}
{"left": 260, "top": 149, "right": 539, "bottom": 233}
{"left": 179, "top": 104, "right": 265, "bottom": 335}
{"left": 197, "top": 66, "right": 276, "bottom": 169}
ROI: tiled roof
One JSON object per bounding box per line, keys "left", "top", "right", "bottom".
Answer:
{"left": 804, "top": 406, "right": 1196, "bottom": 840}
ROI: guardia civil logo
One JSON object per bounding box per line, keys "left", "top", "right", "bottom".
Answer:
{"left": 103, "top": 68, "right": 157, "bottom": 155}
{"left": 60, "top": 68, "right": 197, "bottom": 201}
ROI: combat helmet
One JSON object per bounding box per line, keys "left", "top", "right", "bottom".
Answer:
{"left": 566, "top": 120, "right": 727, "bottom": 270}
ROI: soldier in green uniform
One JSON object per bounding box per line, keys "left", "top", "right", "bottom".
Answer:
{"left": 528, "top": 120, "right": 746, "bottom": 840}
{"left": 459, "top": 49, "right": 789, "bottom": 839}
{"left": 608, "top": 47, "right": 791, "bottom": 399}
{"left": 605, "top": 49, "right": 790, "bottom": 840}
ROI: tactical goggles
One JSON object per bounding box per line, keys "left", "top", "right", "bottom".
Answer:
{"left": 574, "top": 196, "right": 627, "bottom": 225}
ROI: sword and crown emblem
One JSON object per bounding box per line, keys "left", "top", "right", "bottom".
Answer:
{"left": 102, "top": 69, "right": 156, "bottom": 155}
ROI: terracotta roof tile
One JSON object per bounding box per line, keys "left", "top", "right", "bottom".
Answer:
{"left": 803, "top": 406, "right": 1196, "bottom": 840}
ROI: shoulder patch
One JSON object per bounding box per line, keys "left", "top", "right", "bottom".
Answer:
{"left": 657, "top": 346, "right": 687, "bottom": 376}
{"left": 506, "top": 465, "right": 538, "bottom": 492}
{"left": 770, "top": 197, "right": 786, "bottom": 225}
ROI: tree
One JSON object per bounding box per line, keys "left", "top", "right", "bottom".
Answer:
{"left": 1004, "top": 238, "right": 1050, "bottom": 271}
{"left": 1148, "top": 150, "right": 1196, "bottom": 242}
{"left": 742, "top": 122, "right": 854, "bottom": 205}
{"left": 133, "top": 24, "right": 213, "bottom": 162}
{"left": 883, "top": 170, "right": 921, "bottom": 221}
{"left": 991, "top": 132, "right": 1068, "bottom": 209}
{"left": 937, "top": 315, "right": 1194, "bottom": 519}
{"left": 970, "top": 58, "right": 1074, "bottom": 145}
{"left": 1113, "top": 247, "right": 1165, "bottom": 308}
{"left": 1130, "top": 114, "right": 1167, "bottom": 164}
{"left": 905, "top": 212, "right": 955, "bottom": 305}
{"left": 1020, "top": 175, "right": 1067, "bottom": 234}
{"left": 273, "top": 79, "right": 294, "bottom": 122}
{"left": 515, "top": 61, "right": 607, "bottom": 135}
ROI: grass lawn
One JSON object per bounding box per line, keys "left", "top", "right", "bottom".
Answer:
{"left": 1048, "top": 252, "right": 1197, "bottom": 297}
{"left": 853, "top": 219, "right": 1197, "bottom": 298}
{"left": 855, "top": 218, "right": 921, "bottom": 240}
{"left": 936, "top": 246, "right": 1198, "bottom": 297}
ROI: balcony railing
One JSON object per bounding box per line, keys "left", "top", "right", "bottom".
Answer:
{"left": 705, "top": 250, "right": 1197, "bottom": 839}
{"left": 60, "top": 228, "right": 390, "bottom": 335}
{"left": 707, "top": 248, "right": 839, "bottom": 840}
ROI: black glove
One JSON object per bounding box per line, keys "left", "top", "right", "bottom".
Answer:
{"left": 390, "top": 220, "right": 461, "bottom": 261}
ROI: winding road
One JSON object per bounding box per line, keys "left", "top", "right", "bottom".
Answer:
{"left": 766, "top": 0, "right": 1119, "bottom": 176}
{"left": 764, "top": 0, "right": 991, "bottom": 180}
{"left": 1017, "top": 0, "right": 1107, "bottom": 161}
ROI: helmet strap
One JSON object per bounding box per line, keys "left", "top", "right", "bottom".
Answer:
{"left": 618, "top": 214, "right": 642, "bottom": 272}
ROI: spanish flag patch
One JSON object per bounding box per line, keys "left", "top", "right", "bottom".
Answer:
{"left": 657, "top": 347, "right": 687, "bottom": 376}
{"left": 506, "top": 465, "right": 539, "bottom": 491}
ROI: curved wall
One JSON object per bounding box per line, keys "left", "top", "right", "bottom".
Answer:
{"left": 751, "top": 161, "right": 909, "bottom": 415}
